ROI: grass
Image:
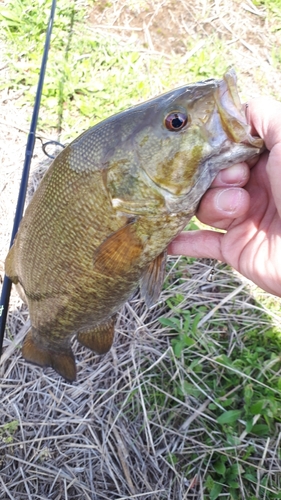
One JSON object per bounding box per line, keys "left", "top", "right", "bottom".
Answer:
{"left": 0, "top": 1, "right": 230, "bottom": 138}
{"left": 1, "top": 0, "right": 281, "bottom": 499}
{"left": 1, "top": 0, "right": 280, "bottom": 137}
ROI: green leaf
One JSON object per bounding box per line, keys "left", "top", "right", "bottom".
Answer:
{"left": 229, "top": 481, "right": 239, "bottom": 488}
{"left": 213, "top": 460, "right": 226, "bottom": 476}
{"left": 244, "top": 473, "right": 256, "bottom": 482}
{"left": 205, "top": 474, "right": 214, "bottom": 490}
{"left": 210, "top": 482, "right": 223, "bottom": 500}
{"left": 229, "top": 488, "right": 240, "bottom": 499}
{"left": 244, "top": 384, "right": 254, "bottom": 404}
{"left": 208, "top": 403, "right": 217, "bottom": 410}
{"left": 251, "top": 424, "right": 270, "bottom": 436}
{"left": 192, "top": 312, "right": 203, "bottom": 333}
{"left": 277, "top": 377, "right": 281, "bottom": 391}
{"left": 173, "top": 342, "right": 183, "bottom": 358}
{"left": 183, "top": 317, "right": 191, "bottom": 331}
{"left": 158, "top": 317, "right": 180, "bottom": 329}
{"left": 249, "top": 401, "right": 265, "bottom": 415}
{"left": 216, "top": 354, "right": 234, "bottom": 367}
{"left": 227, "top": 434, "right": 240, "bottom": 446}
{"left": 189, "top": 358, "right": 202, "bottom": 371}
{"left": 180, "top": 381, "right": 202, "bottom": 397}
{"left": 217, "top": 410, "right": 242, "bottom": 425}
{"left": 182, "top": 334, "right": 195, "bottom": 347}
{"left": 246, "top": 419, "right": 253, "bottom": 433}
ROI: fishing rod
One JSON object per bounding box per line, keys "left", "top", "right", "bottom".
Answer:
{"left": 0, "top": 0, "right": 57, "bottom": 357}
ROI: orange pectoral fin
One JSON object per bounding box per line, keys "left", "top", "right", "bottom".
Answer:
{"left": 22, "top": 328, "right": 76, "bottom": 382}
{"left": 93, "top": 221, "right": 144, "bottom": 277}
{"left": 140, "top": 250, "right": 167, "bottom": 308}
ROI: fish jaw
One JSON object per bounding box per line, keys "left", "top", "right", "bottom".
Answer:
{"left": 214, "top": 68, "right": 264, "bottom": 149}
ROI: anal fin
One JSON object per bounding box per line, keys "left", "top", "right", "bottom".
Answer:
{"left": 77, "top": 315, "right": 116, "bottom": 354}
{"left": 22, "top": 328, "right": 76, "bottom": 382}
{"left": 140, "top": 250, "right": 167, "bottom": 308}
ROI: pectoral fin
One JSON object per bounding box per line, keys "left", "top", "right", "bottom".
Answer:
{"left": 140, "top": 250, "right": 167, "bottom": 308}
{"left": 77, "top": 315, "right": 116, "bottom": 354}
{"left": 22, "top": 328, "right": 76, "bottom": 382}
{"left": 93, "top": 222, "right": 143, "bottom": 276}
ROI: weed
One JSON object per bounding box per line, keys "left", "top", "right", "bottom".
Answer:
{"left": 156, "top": 261, "right": 281, "bottom": 497}
{"left": 0, "top": 0, "right": 234, "bottom": 139}
{"left": 0, "top": 420, "right": 19, "bottom": 444}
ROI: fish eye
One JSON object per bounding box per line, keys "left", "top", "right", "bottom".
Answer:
{"left": 164, "top": 111, "right": 188, "bottom": 131}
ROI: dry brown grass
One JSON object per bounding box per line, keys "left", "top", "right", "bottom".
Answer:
{"left": 2, "top": 260, "right": 280, "bottom": 499}
{"left": 1, "top": 0, "right": 281, "bottom": 498}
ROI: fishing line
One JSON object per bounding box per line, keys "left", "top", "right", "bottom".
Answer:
{"left": 37, "top": 137, "right": 65, "bottom": 159}
{"left": 0, "top": 0, "right": 57, "bottom": 358}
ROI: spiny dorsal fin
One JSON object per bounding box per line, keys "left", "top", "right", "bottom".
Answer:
{"left": 93, "top": 222, "right": 143, "bottom": 277}
{"left": 140, "top": 250, "right": 167, "bottom": 308}
{"left": 22, "top": 328, "right": 76, "bottom": 382}
{"left": 77, "top": 315, "right": 116, "bottom": 354}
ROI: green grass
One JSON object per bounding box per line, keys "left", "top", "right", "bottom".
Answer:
{"left": 150, "top": 267, "right": 281, "bottom": 498}
{"left": 0, "top": 419, "right": 19, "bottom": 444}
{"left": 2, "top": 0, "right": 280, "bottom": 140}
{"left": 0, "top": 0, "right": 237, "bottom": 139}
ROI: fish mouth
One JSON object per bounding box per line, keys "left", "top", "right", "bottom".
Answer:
{"left": 215, "top": 68, "right": 264, "bottom": 149}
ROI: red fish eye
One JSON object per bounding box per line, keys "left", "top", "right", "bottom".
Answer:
{"left": 165, "top": 111, "right": 188, "bottom": 131}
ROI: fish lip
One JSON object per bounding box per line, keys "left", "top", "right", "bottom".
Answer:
{"left": 160, "top": 78, "right": 219, "bottom": 106}
{"left": 215, "top": 68, "right": 264, "bottom": 149}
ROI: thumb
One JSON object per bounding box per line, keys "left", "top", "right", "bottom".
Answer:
{"left": 247, "top": 97, "right": 281, "bottom": 218}
{"left": 266, "top": 143, "right": 281, "bottom": 219}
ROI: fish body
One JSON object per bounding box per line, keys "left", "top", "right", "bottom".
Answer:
{"left": 5, "top": 69, "right": 264, "bottom": 381}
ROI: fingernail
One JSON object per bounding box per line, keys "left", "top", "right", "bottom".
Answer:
{"left": 218, "top": 164, "right": 247, "bottom": 184}
{"left": 215, "top": 188, "right": 242, "bottom": 213}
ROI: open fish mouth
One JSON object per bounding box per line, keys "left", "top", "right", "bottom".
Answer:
{"left": 215, "top": 68, "right": 264, "bottom": 149}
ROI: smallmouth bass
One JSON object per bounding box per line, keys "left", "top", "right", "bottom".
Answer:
{"left": 5, "top": 69, "right": 264, "bottom": 381}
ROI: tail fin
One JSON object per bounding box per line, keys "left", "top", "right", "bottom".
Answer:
{"left": 22, "top": 328, "right": 76, "bottom": 382}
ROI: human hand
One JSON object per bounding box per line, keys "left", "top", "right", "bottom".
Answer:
{"left": 168, "top": 97, "right": 281, "bottom": 297}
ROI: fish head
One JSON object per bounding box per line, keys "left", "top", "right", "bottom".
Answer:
{"left": 69, "top": 69, "right": 263, "bottom": 216}
{"left": 131, "top": 68, "right": 264, "bottom": 212}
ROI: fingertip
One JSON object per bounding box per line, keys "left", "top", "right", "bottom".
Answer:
{"left": 247, "top": 97, "right": 281, "bottom": 150}
{"left": 197, "top": 187, "right": 250, "bottom": 228}
{"left": 212, "top": 162, "right": 250, "bottom": 187}
{"left": 215, "top": 188, "right": 245, "bottom": 213}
